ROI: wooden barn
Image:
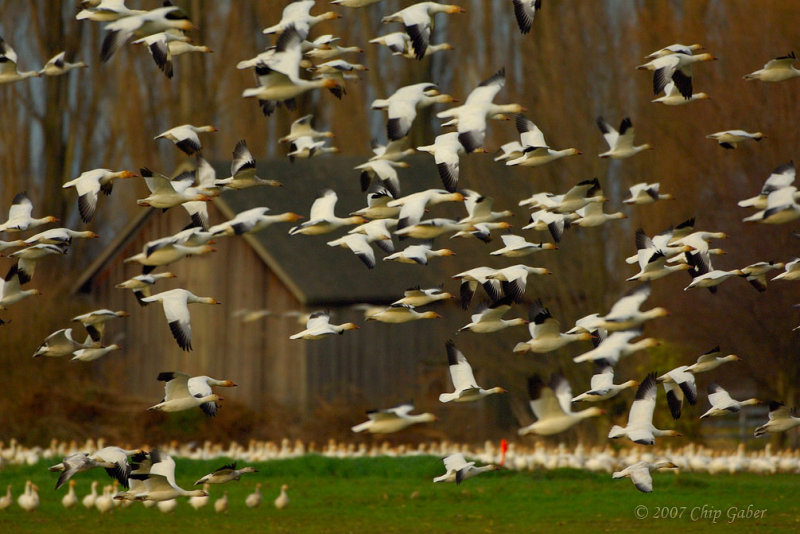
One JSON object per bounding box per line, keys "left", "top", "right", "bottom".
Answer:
{"left": 71, "top": 156, "right": 528, "bottom": 432}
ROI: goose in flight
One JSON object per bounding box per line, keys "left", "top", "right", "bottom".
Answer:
{"left": 608, "top": 373, "right": 681, "bottom": 445}
{"left": 572, "top": 329, "right": 659, "bottom": 365}
{"left": 392, "top": 286, "right": 451, "bottom": 307}
{"left": 623, "top": 182, "right": 674, "bottom": 205}
{"left": 39, "top": 51, "right": 87, "bottom": 76}
{"left": 100, "top": 4, "right": 195, "bottom": 63}
{"left": 289, "top": 189, "right": 366, "bottom": 235}
{"left": 513, "top": 299, "right": 591, "bottom": 353}
{"left": 700, "top": 383, "right": 760, "bottom": 419}
{"left": 439, "top": 340, "right": 506, "bottom": 402}
{"left": 289, "top": 311, "right": 359, "bottom": 339}
{"left": 155, "top": 124, "right": 217, "bottom": 155}
{"left": 115, "top": 450, "right": 208, "bottom": 502}
{"left": 140, "top": 289, "right": 220, "bottom": 351}
{"left": 381, "top": 2, "right": 465, "bottom": 60}
{"left": 490, "top": 234, "right": 557, "bottom": 257}
{"left": 518, "top": 374, "right": 603, "bottom": 435}
{"left": 49, "top": 447, "right": 144, "bottom": 490}
{"left": 572, "top": 360, "right": 639, "bottom": 402}
{"left": 115, "top": 272, "right": 176, "bottom": 306}
{"left": 214, "top": 140, "right": 281, "bottom": 189}
{"left": 261, "top": 0, "right": 339, "bottom": 38}
{"left": 433, "top": 453, "right": 498, "bottom": 483}
{"left": 754, "top": 401, "right": 800, "bottom": 438}
{"left": 371, "top": 82, "right": 456, "bottom": 141}
{"left": 33, "top": 328, "right": 92, "bottom": 358}
{"left": 149, "top": 372, "right": 225, "bottom": 414}
{"left": 365, "top": 304, "right": 441, "bottom": 323}
{"left": 743, "top": 51, "right": 800, "bottom": 82}
{"left": 279, "top": 114, "right": 334, "bottom": 144}
{"left": 457, "top": 300, "right": 527, "bottom": 334}
{"left": 0, "top": 265, "right": 40, "bottom": 309}
{"left": 511, "top": 0, "right": 542, "bottom": 34}
{"left": 637, "top": 50, "right": 716, "bottom": 99}
{"left": 506, "top": 114, "right": 581, "bottom": 167}
{"left": 0, "top": 35, "right": 40, "bottom": 84}
{"left": 71, "top": 309, "right": 129, "bottom": 342}
{"left": 194, "top": 463, "right": 257, "bottom": 486}
{"left": 657, "top": 366, "right": 697, "bottom": 419}
{"left": 0, "top": 193, "right": 57, "bottom": 233}
{"left": 63, "top": 169, "right": 138, "bottom": 222}
{"left": 187, "top": 375, "right": 237, "bottom": 417}
{"left": 707, "top": 130, "right": 766, "bottom": 149}
{"left": 486, "top": 265, "right": 551, "bottom": 303}
{"left": 210, "top": 207, "right": 302, "bottom": 236}
{"left": 596, "top": 116, "right": 652, "bottom": 158}
{"left": 738, "top": 161, "right": 796, "bottom": 211}
{"left": 612, "top": 460, "right": 678, "bottom": 493}
{"left": 351, "top": 402, "right": 436, "bottom": 433}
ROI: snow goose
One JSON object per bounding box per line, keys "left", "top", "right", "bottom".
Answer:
{"left": 626, "top": 233, "right": 691, "bottom": 282}
{"left": 494, "top": 140, "right": 525, "bottom": 162}
{"left": 76, "top": 0, "right": 144, "bottom": 21}
{"left": 82, "top": 481, "right": 98, "bottom": 509}
{"left": 215, "top": 140, "right": 281, "bottom": 190}
{"left": 187, "top": 375, "right": 237, "bottom": 417}
{"left": 506, "top": 114, "right": 581, "bottom": 167}
{"left": 62, "top": 480, "right": 79, "bottom": 508}
{"left": 490, "top": 234, "right": 557, "bottom": 257}
{"left": 684, "top": 252, "right": 743, "bottom": 292}
{"left": 246, "top": 483, "right": 262, "bottom": 508}
{"left": 351, "top": 186, "right": 399, "bottom": 220}
{"left": 458, "top": 300, "right": 527, "bottom": 334}
{"left": 707, "top": 130, "right": 766, "bottom": 149}
{"left": 519, "top": 178, "right": 605, "bottom": 213}
{"left": 742, "top": 185, "right": 800, "bottom": 224}
{"left": 572, "top": 202, "right": 626, "bottom": 227}
{"left": 512, "top": 0, "right": 542, "bottom": 34}
{"left": 71, "top": 344, "right": 121, "bottom": 362}
{"left": 210, "top": 207, "right": 302, "bottom": 236}
{"left": 155, "top": 124, "right": 217, "bottom": 155}
{"left": 437, "top": 67, "right": 524, "bottom": 152}
{"left": 657, "top": 366, "right": 697, "bottom": 419}
{"left": 134, "top": 32, "right": 212, "bottom": 79}
{"left": 289, "top": 189, "right": 366, "bottom": 235}
{"left": 115, "top": 272, "right": 176, "bottom": 305}
{"left": 243, "top": 29, "right": 340, "bottom": 116}
{"left": 287, "top": 136, "right": 339, "bottom": 161}
{"left": 521, "top": 210, "right": 573, "bottom": 243}
{"left": 738, "top": 161, "right": 796, "bottom": 210}
{"left": 772, "top": 258, "right": 800, "bottom": 280}
{"left": 0, "top": 193, "right": 57, "bottom": 233}
{"left": 332, "top": 0, "right": 384, "bottom": 6}
{"left": 433, "top": 453, "right": 498, "bottom": 483}
{"left": 368, "top": 137, "right": 416, "bottom": 164}
{"left": 305, "top": 39, "right": 362, "bottom": 61}
{"left": 383, "top": 245, "right": 456, "bottom": 265}
{"left": 120, "top": 451, "right": 207, "bottom": 502}
{"left": 700, "top": 383, "right": 760, "bottom": 419}
{"left": 486, "top": 265, "right": 551, "bottom": 303}
{"left": 124, "top": 241, "right": 214, "bottom": 275}
{"left": 39, "top": 51, "right": 87, "bottom": 76}
{"left": 279, "top": 114, "right": 334, "bottom": 144}
{"left": 100, "top": 4, "right": 195, "bottom": 62}
{"left": 596, "top": 117, "right": 652, "bottom": 158}
{"left": 195, "top": 463, "right": 257, "bottom": 486}
{"left": 0, "top": 265, "right": 40, "bottom": 308}
{"left": 17, "top": 481, "right": 39, "bottom": 512}
{"left": 573, "top": 329, "right": 659, "bottom": 364}
{"left": 63, "top": 168, "right": 137, "bottom": 223}
{"left": 9, "top": 244, "right": 67, "bottom": 284}
{"left": 452, "top": 266, "right": 502, "bottom": 309}
{"left": 214, "top": 491, "right": 228, "bottom": 513}
{"left": 393, "top": 218, "right": 469, "bottom": 240}
{"left": 754, "top": 401, "right": 800, "bottom": 438}
{"left": 0, "top": 239, "right": 25, "bottom": 252}
{"left": 513, "top": 300, "right": 591, "bottom": 353}
{"left": 645, "top": 43, "right": 704, "bottom": 59}
{"left": 0, "top": 485, "right": 11, "bottom": 510}
{"left": 392, "top": 286, "right": 451, "bottom": 308}
{"left": 347, "top": 217, "right": 396, "bottom": 254}
{"left": 612, "top": 460, "right": 678, "bottom": 493}
{"left": 274, "top": 484, "right": 289, "bottom": 509}
{"left": 744, "top": 51, "right": 800, "bottom": 82}
{"left": 651, "top": 80, "right": 709, "bottom": 105}
{"left": 365, "top": 303, "right": 441, "bottom": 323}
{"left": 625, "top": 227, "right": 693, "bottom": 266}
{"left": 372, "top": 82, "right": 456, "bottom": 141}
{"left": 290, "top": 310, "right": 359, "bottom": 339}
{"left": 450, "top": 221, "right": 511, "bottom": 242}
{"left": 608, "top": 373, "right": 681, "bottom": 445}
{"left": 23, "top": 228, "right": 98, "bottom": 247}
{"left": 381, "top": 2, "right": 465, "bottom": 60}
{"left": 351, "top": 402, "right": 436, "bottom": 433}
{"left": 0, "top": 36, "right": 40, "bottom": 84}
{"left": 50, "top": 447, "right": 141, "bottom": 489}
{"left": 439, "top": 340, "right": 505, "bottom": 403}
{"left": 149, "top": 372, "right": 223, "bottom": 414}
{"left": 33, "top": 328, "right": 92, "bottom": 358}
{"left": 740, "top": 261, "right": 784, "bottom": 291}
{"left": 136, "top": 168, "right": 211, "bottom": 210}
{"left": 684, "top": 346, "right": 741, "bottom": 374}
{"left": 459, "top": 190, "right": 513, "bottom": 225}
{"left": 157, "top": 498, "right": 178, "bottom": 513}
{"left": 354, "top": 159, "right": 405, "bottom": 197}
{"left": 140, "top": 289, "right": 220, "bottom": 351}
{"left": 189, "top": 484, "right": 210, "bottom": 510}
{"left": 388, "top": 189, "right": 464, "bottom": 234}
{"left": 416, "top": 132, "right": 468, "bottom": 192}
{"left": 262, "top": 1, "right": 339, "bottom": 38}
{"left": 519, "top": 374, "right": 603, "bottom": 435}
{"left": 637, "top": 51, "right": 716, "bottom": 99}
{"left": 624, "top": 182, "right": 674, "bottom": 205}
{"left": 327, "top": 233, "right": 378, "bottom": 269}
{"left": 572, "top": 360, "right": 639, "bottom": 402}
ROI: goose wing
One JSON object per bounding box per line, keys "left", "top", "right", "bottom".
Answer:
{"left": 446, "top": 340, "right": 478, "bottom": 390}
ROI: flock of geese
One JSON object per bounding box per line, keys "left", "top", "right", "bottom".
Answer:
{"left": 1, "top": 0, "right": 799, "bottom": 502}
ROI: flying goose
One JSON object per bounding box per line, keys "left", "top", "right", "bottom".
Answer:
{"left": 49, "top": 447, "right": 142, "bottom": 489}
{"left": 155, "top": 124, "right": 217, "bottom": 155}
{"left": 287, "top": 136, "right": 339, "bottom": 161}
{"left": 608, "top": 373, "right": 681, "bottom": 445}
{"left": 612, "top": 460, "right": 678, "bottom": 493}
{"left": 513, "top": 299, "right": 591, "bottom": 353}
{"left": 215, "top": 140, "right": 281, "bottom": 189}
{"left": 347, "top": 217, "right": 396, "bottom": 254}
{"left": 490, "top": 234, "right": 557, "bottom": 257}
{"left": 289, "top": 310, "right": 359, "bottom": 339}
{"left": 743, "top": 51, "right": 800, "bottom": 82}
{"left": 506, "top": 114, "right": 581, "bottom": 167}
{"left": 452, "top": 266, "right": 502, "bottom": 309}
{"left": 351, "top": 402, "right": 436, "bottom": 433}
{"left": 388, "top": 189, "right": 465, "bottom": 235}
{"left": 486, "top": 265, "right": 551, "bottom": 302}
{"left": 707, "top": 130, "right": 766, "bottom": 149}
{"left": 100, "top": 4, "right": 195, "bottom": 63}
{"left": 572, "top": 329, "right": 659, "bottom": 365}
{"left": 116, "top": 451, "right": 207, "bottom": 502}
{"left": 624, "top": 182, "right": 674, "bottom": 205}
{"left": 140, "top": 289, "right": 220, "bottom": 351}
{"left": 457, "top": 300, "right": 527, "bottom": 334}
{"left": 71, "top": 309, "right": 128, "bottom": 342}
{"left": 354, "top": 159, "right": 405, "bottom": 197}
{"left": 742, "top": 185, "right": 800, "bottom": 225}
{"left": 572, "top": 360, "right": 639, "bottom": 402}
{"left": 657, "top": 366, "right": 697, "bottom": 419}
{"left": 645, "top": 43, "right": 704, "bottom": 59}
{"left": 416, "top": 132, "right": 468, "bottom": 192}
{"left": 187, "top": 375, "right": 237, "bottom": 417}
{"left": 289, "top": 189, "right": 367, "bottom": 235}
{"left": 754, "top": 401, "right": 800, "bottom": 437}
{"left": 0, "top": 35, "right": 40, "bottom": 84}
{"left": 392, "top": 286, "right": 451, "bottom": 307}
{"left": 327, "top": 233, "right": 379, "bottom": 269}
{"left": 149, "top": 372, "right": 224, "bottom": 414}
{"left": 512, "top": 0, "right": 542, "bottom": 34}
{"left": 39, "top": 51, "right": 87, "bottom": 76}
{"left": 684, "top": 346, "right": 742, "bottom": 374}
{"left": 63, "top": 169, "right": 137, "bottom": 222}
{"left": 433, "top": 453, "right": 498, "bottom": 483}
{"left": 365, "top": 303, "right": 441, "bottom": 323}
{"left": 115, "top": 272, "right": 176, "bottom": 305}
{"left": 383, "top": 243, "right": 455, "bottom": 265}
{"left": 9, "top": 243, "right": 67, "bottom": 284}
{"left": 33, "top": 328, "right": 92, "bottom": 358}
{"left": 76, "top": 0, "right": 145, "bottom": 22}
{"left": 651, "top": 80, "right": 709, "bottom": 105}
{"left": 700, "top": 383, "right": 760, "bottom": 419}
{"left": 380, "top": 2, "right": 465, "bottom": 60}
{"left": 518, "top": 374, "right": 603, "bottom": 435}
{"left": 596, "top": 117, "right": 652, "bottom": 158}
{"left": 279, "top": 114, "right": 334, "bottom": 144}
{"left": 0, "top": 193, "right": 58, "bottom": 233}
{"left": 637, "top": 51, "right": 716, "bottom": 99}
{"left": 772, "top": 258, "right": 800, "bottom": 280}
{"left": 0, "top": 265, "right": 40, "bottom": 309}
{"left": 194, "top": 463, "right": 258, "bottom": 485}
{"left": 210, "top": 207, "right": 302, "bottom": 236}
{"left": 371, "top": 82, "right": 456, "bottom": 141}
{"left": 738, "top": 161, "right": 796, "bottom": 210}
{"left": 261, "top": 0, "right": 339, "bottom": 38}
{"left": 684, "top": 253, "right": 743, "bottom": 292}
{"left": 134, "top": 32, "right": 211, "bottom": 78}
{"left": 439, "top": 340, "right": 505, "bottom": 402}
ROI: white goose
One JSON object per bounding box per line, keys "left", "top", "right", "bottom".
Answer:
{"left": 490, "top": 234, "right": 557, "bottom": 257}
{"left": 17, "top": 481, "right": 39, "bottom": 512}
{"left": 596, "top": 117, "right": 652, "bottom": 158}
{"left": 71, "top": 309, "right": 128, "bottom": 342}
{"left": 351, "top": 402, "right": 436, "bottom": 433}
{"left": 452, "top": 266, "right": 502, "bottom": 309}
{"left": 365, "top": 304, "right": 441, "bottom": 323}
{"left": 100, "top": 4, "right": 194, "bottom": 63}
{"left": 573, "top": 329, "right": 659, "bottom": 365}
{"left": 274, "top": 484, "right": 289, "bottom": 509}
{"left": 63, "top": 168, "right": 137, "bottom": 222}
{"left": 327, "top": 233, "right": 378, "bottom": 269}
{"left": 612, "top": 461, "right": 678, "bottom": 493}
{"left": 355, "top": 159, "right": 405, "bottom": 198}
{"left": 279, "top": 114, "right": 334, "bottom": 144}
{"left": 33, "top": 328, "right": 91, "bottom": 358}
{"left": 506, "top": 114, "right": 581, "bottom": 167}
{"left": 608, "top": 373, "right": 681, "bottom": 445}
{"left": 287, "top": 136, "right": 339, "bottom": 161}
{"left": 706, "top": 130, "right": 766, "bottom": 149}
{"left": 380, "top": 2, "right": 465, "bottom": 60}
{"left": 0, "top": 193, "right": 57, "bottom": 233}
{"left": 486, "top": 265, "right": 551, "bottom": 302}
{"left": 211, "top": 207, "right": 302, "bottom": 236}
{"left": 742, "top": 186, "right": 800, "bottom": 225}
{"left": 457, "top": 301, "right": 527, "bottom": 334}
{"left": 684, "top": 253, "right": 744, "bottom": 292}
{"left": 215, "top": 140, "right": 281, "bottom": 189}
{"left": 383, "top": 243, "right": 455, "bottom": 265}
{"left": 289, "top": 189, "right": 366, "bottom": 235}
{"left": 772, "top": 258, "right": 800, "bottom": 280}
{"left": 658, "top": 366, "right": 697, "bottom": 419}
{"left": 118, "top": 451, "right": 207, "bottom": 502}
{"left": 245, "top": 484, "right": 262, "bottom": 508}
{"left": 134, "top": 33, "right": 212, "bottom": 79}
{"left": 572, "top": 202, "right": 627, "bottom": 227}
{"left": 189, "top": 485, "right": 210, "bottom": 509}
{"left": 595, "top": 283, "right": 669, "bottom": 331}
{"left": 651, "top": 80, "right": 709, "bottom": 105}
{"left": 9, "top": 243, "right": 67, "bottom": 283}
{"left": 140, "top": 289, "right": 220, "bottom": 351}
{"left": 754, "top": 401, "right": 800, "bottom": 438}
{"left": 743, "top": 51, "right": 800, "bottom": 82}
{"left": 63, "top": 481, "right": 78, "bottom": 508}
{"left": 518, "top": 374, "right": 603, "bottom": 435}
{"left": 371, "top": 82, "right": 456, "bottom": 141}
{"left": 740, "top": 261, "right": 784, "bottom": 292}
{"left": 115, "top": 272, "right": 176, "bottom": 306}
{"left": 392, "top": 286, "right": 451, "bottom": 307}
{"left": 439, "top": 340, "right": 506, "bottom": 402}
{"left": 155, "top": 124, "right": 217, "bottom": 155}
{"left": 24, "top": 228, "right": 98, "bottom": 247}
{"left": 700, "top": 383, "right": 760, "bottom": 419}
{"left": 0, "top": 265, "right": 40, "bottom": 309}
{"left": 82, "top": 481, "right": 98, "bottom": 509}
{"left": 149, "top": 372, "right": 223, "bottom": 414}
{"left": 387, "top": 189, "right": 464, "bottom": 234}
{"left": 214, "top": 491, "right": 228, "bottom": 513}
{"left": 71, "top": 344, "right": 121, "bottom": 362}
{"left": 194, "top": 463, "right": 258, "bottom": 485}
{"left": 624, "top": 182, "right": 674, "bottom": 205}
{"left": 416, "top": 132, "right": 467, "bottom": 192}
{"left": 513, "top": 300, "right": 591, "bottom": 354}
{"left": 39, "top": 51, "right": 87, "bottom": 76}
{"left": 188, "top": 375, "right": 237, "bottom": 417}
{"left": 124, "top": 242, "right": 214, "bottom": 275}
{"left": 433, "top": 453, "right": 498, "bottom": 483}
{"left": 572, "top": 360, "right": 639, "bottom": 402}
{"left": 347, "top": 217, "right": 396, "bottom": 254}
{"left": 76, "top": 0, "right": 145, "bottom": 22}
{"left": 261, "top": 0, "right": 339, "bottom": 38}
{"left": 0, "top": 36, "right": 39, "bottom": 84}
{"left": 738, "top": 161, "right": 796, "bottom": 211}
{"left": 645, "top": 43, "right": 704, "bottom": 59}
{"left": 0, "top": 484, "right": 11, "bottom": 510}
{"left": 637, "top": 51, "right": 716, "bottom": 99}
{"left": 289, "top": 311, "right": 359, "bottom": 340}
{"left": 512, "top": 0, "right": 542, "bottom": 34}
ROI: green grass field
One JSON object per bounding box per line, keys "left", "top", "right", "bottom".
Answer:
{"left": 0, "top": 455, "right": 797, "bottom": 533}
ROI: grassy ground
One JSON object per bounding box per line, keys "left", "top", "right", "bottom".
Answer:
{"left": 0, "top": 455, "right": 798, "bottom": 533}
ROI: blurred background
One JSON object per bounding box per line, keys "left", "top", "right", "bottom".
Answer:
{"left": 0, "top": 0, "right": 797, "bottom": 449}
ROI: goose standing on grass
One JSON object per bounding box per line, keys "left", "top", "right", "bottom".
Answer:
{"left": 63, "top": 168, "right": 137, "bottom": 223}
{"left": 490, "top": 234, "right": 557, "bottom": 257}
{"left": 72, "top": 309, "right": 129, "bottom": 342}
{"left": 290, "top": 311, "right": 359, "bottom": 340}
{"left": 513, "top": 299, "right": 591, "bottom": 353}
{"left": 744, "top": 51, "right": 800, "bottom": 82}
{"left": 637, "top": 50, "right": 716, "bottom": 99}
{"left": 754, "top": 402, "right": 800, "bottom": 437}
{"left": 33, "top": 328, "right": 91, "bottom": 358}
{"left": 365, "top": 303, "right": 441, "bottom": 323}
{"left": 149, "top": 372, "right": 224, "bottom": 414}
{"left": 82, "top": 481, "right": 98, "bottom": 509}
{"left": 380, "top": 2, "right": 466, "bottom": 60}
{"left": 700, "top": 383, "right": 760, "bottom": 419}
{"left": 215, "top": 140, "right": 281, "bottom": 189}
{"left": 274, "top": 484, "right": 289, "bottom": 509}
{"left": 351, "top": 402, "right": 436, "bottom": 433}
{"left": 371, "top": 82, "right": 456, "bottom": 141}
{"left": 433, "top": 453, "right": 498, "bottom": 483}
{"left": 0, "top": 485, "right": 12, "bottom": 510}
{"left": 155, "top": 124, "right": 218, "bottom": 155}
{"left": 289, "top": 189, "right": 367, "bottom": 236}
{"left": 512, "top": 0, "right": 542, "bottom": 34}
{"left": 0, "top": 265, "right": 40, "bottom": 308}
{"left": 157, "top": 498, "right": 177, "bottom": 513}
{"left": 572, "top": 360, "right": 639, "bottom": 402}
{"left": 612, "top": 461, "right": 678, "bottom": 493}
{"left": 519, "top": 374, "right": 604, "bottom": 435}
{"left": 505, "top": 114, "right": 581, "bottom": 167}
{"left": 0, "top": 36, "right": 39, "bottom": 84}
{"left": 439, "top": 340, "right": 505, "bottom": 403}
{"left": 245, "top": 484, "right": 262, "bottom": 508}
{"left": 62, "top": 480, "right": 78, "bottom": 508}
{"left": 189, "top": 485, "right": 210, "bottom": 510}
{"left": 706, "top": 130, "right": 766, "bottom": 149}
{"left": 17, "top": 481, "right": 39, "bottom": 512}
{"left": 99, "top": 3, "right": 195, "bottom": 63}
{"left": 39, "top": 51, "right": 87, "bottom": 76}
{"left": 214, "top": 491, "right": 228, "bottom": 513}
{"left": 658, "top": 366, "right": 697, "bottom": 419}
{"left": 608, "top": 373, "right": 681, "bottom": 445}
{"left": 457, "top": 301, "right": 527, "bottom": 334}
{"left": 195, "top": 463, "right": 258, "bottom": 486}
{"left": 115, "top": 272, "right": 176, "bottom": 305}
{"left": 596, "top": 117, "right": 652, "bottom": 159}
{"left": 140, "top": 289, "right": 221, "bottom": 351}
{"left": 624, "top": 182, "right": 674, "bottom": 205}
{"left": 0, "top": 193, "right": 58, "bottom": 233}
